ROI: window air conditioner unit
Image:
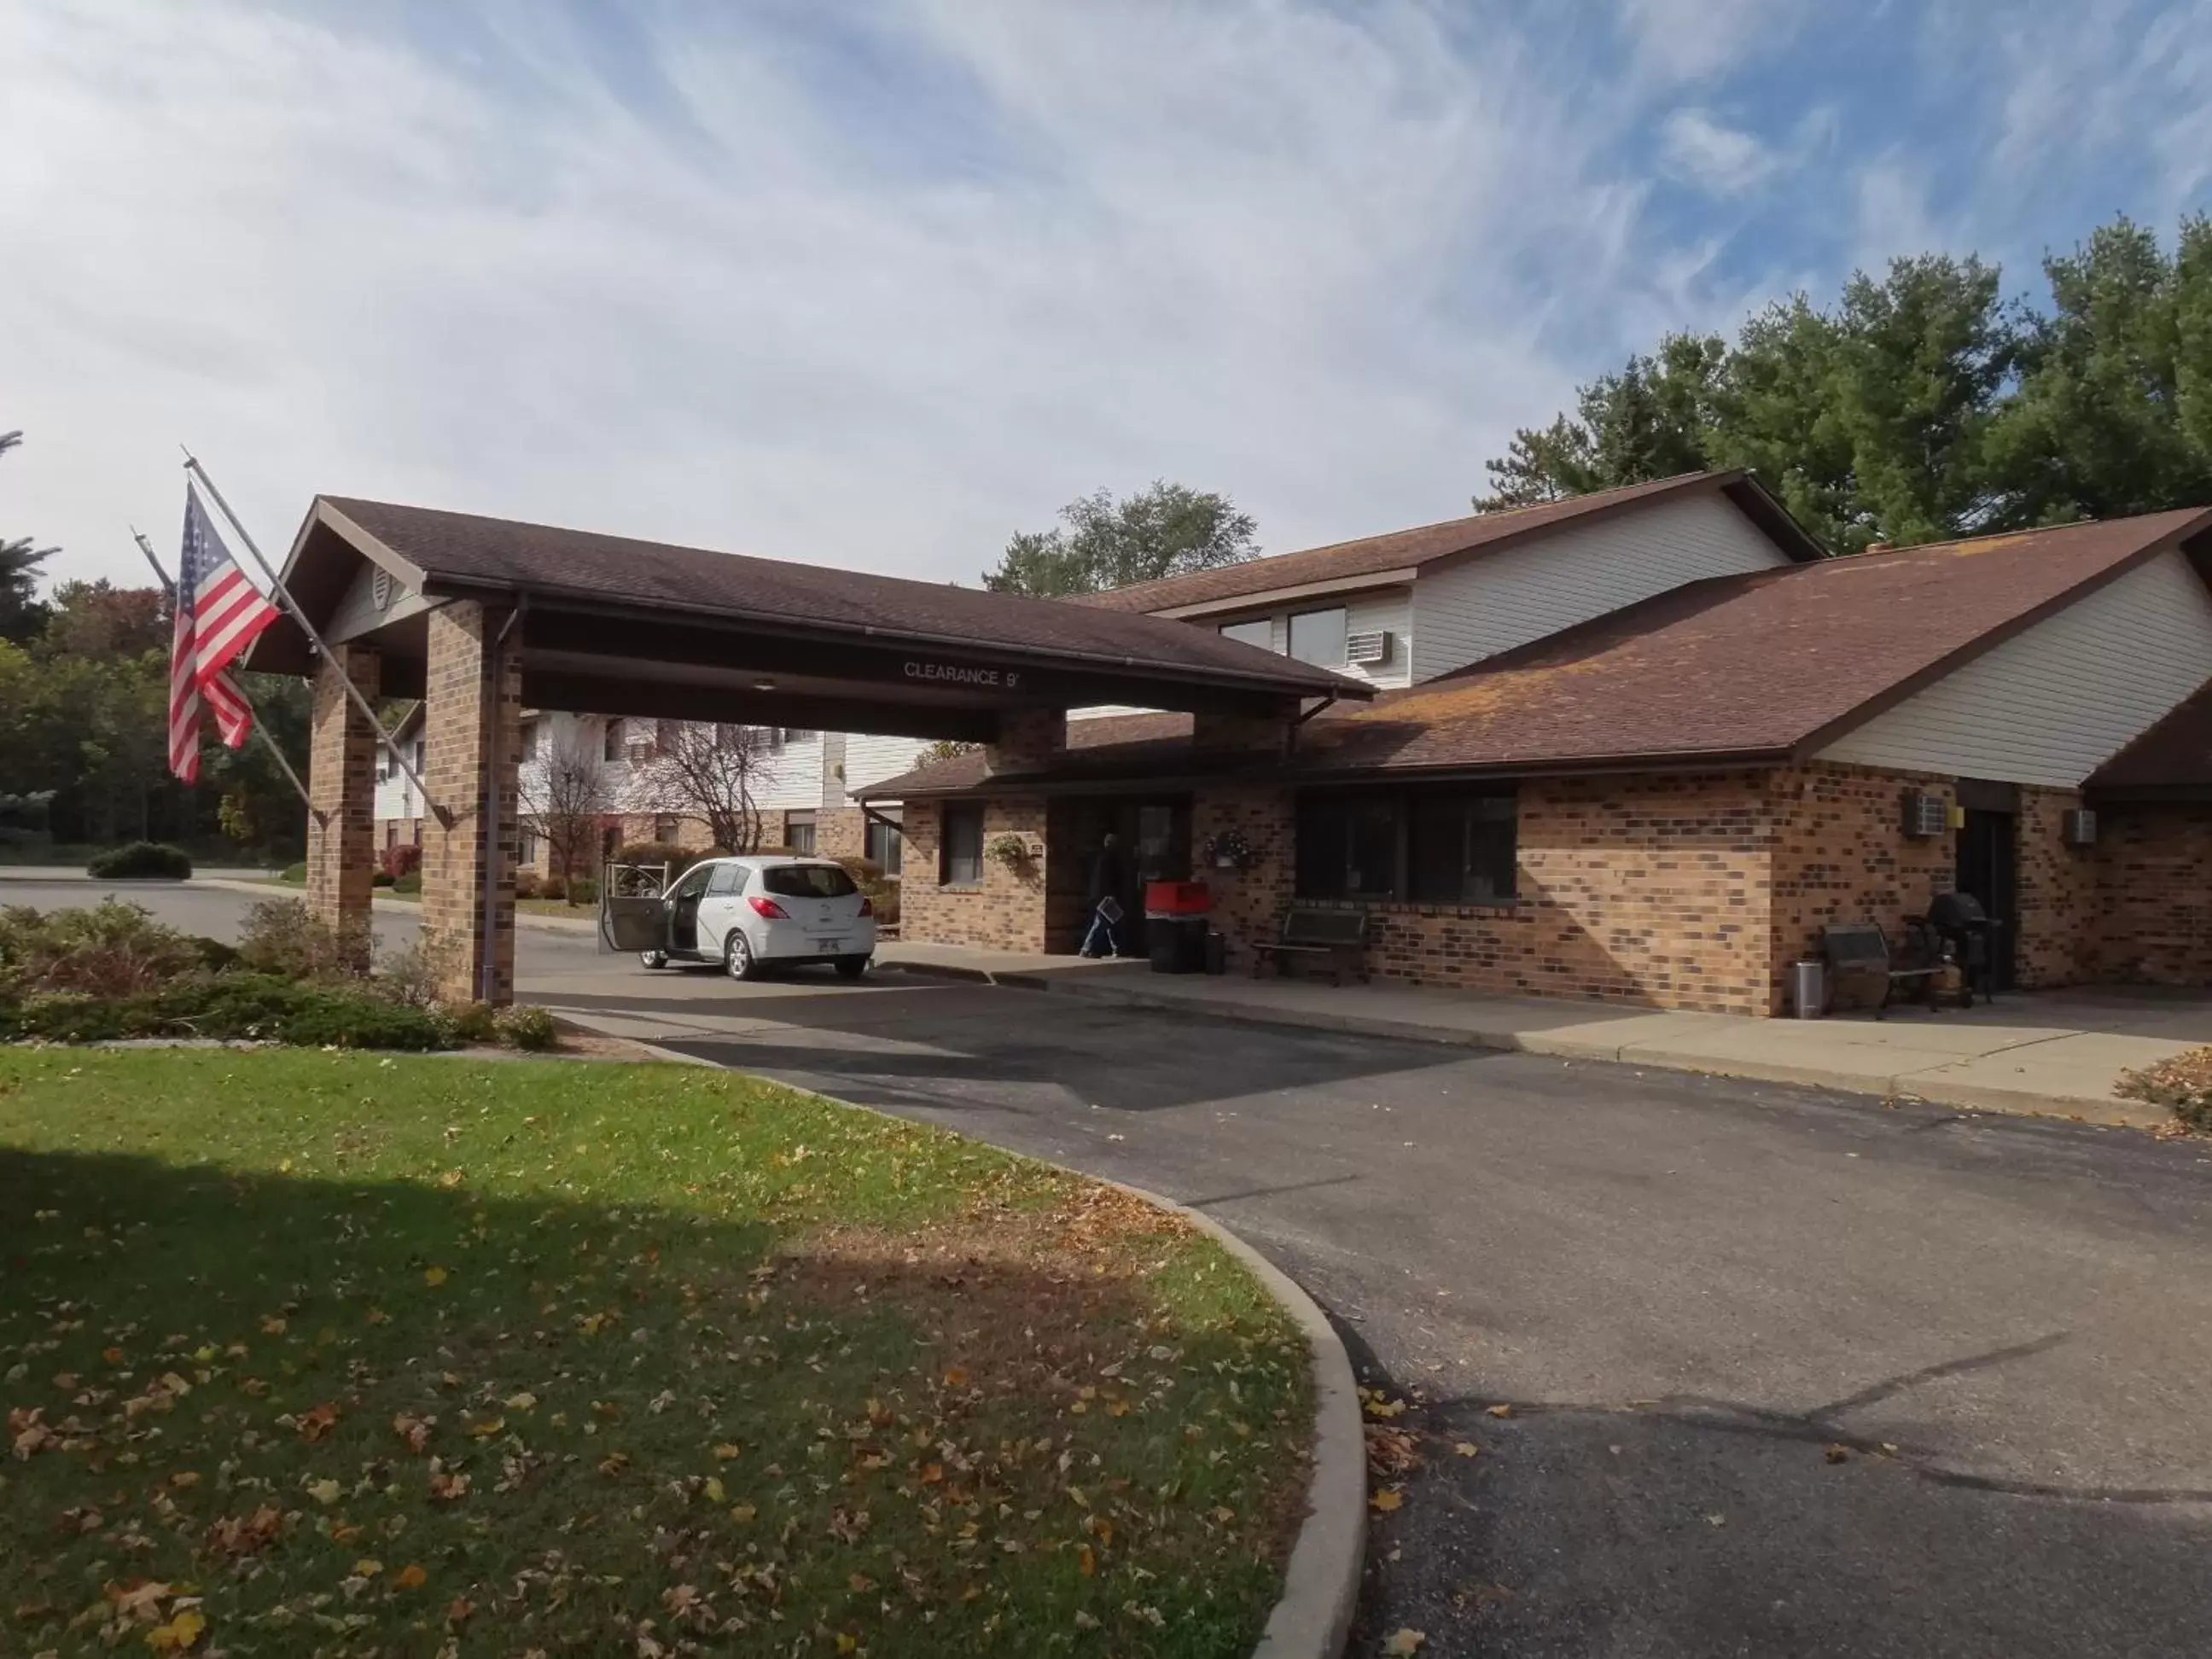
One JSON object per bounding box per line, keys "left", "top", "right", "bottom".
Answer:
{"left": 626, "top": 740, "right": 655, "bottom": 765}
{"left": 1902, "top": 793, "right": 1947, "bottom": 837}
{"left": 1345, "top": 630, "right": 1393, "bottom": 667}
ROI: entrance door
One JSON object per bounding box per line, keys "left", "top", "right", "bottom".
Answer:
{"left": 1954, "top": 806, "right": 2019, "bottom": 991}
{"left": 1110, "top": 798, "right": 1190, "bottom": 955}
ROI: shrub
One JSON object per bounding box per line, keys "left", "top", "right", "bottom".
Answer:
{"left": 0, "top": 973, "right": 451, "bottom": 1050}
{"left": 376, "top": 930, "right": 457, "bottom": 1010}
{"left": 236, "top": 898, "right": 366, "bottom": 982}
{"left": 835, "top": 855, "right": 885, "bottom": 884}
{"left": 613, "top": 841, "right": 701, "bottom": 871}
{"left": 538, "top": 874, "right": 567, "bottom": 902}
{"left": 372, "top": 869, "right": 395, "bottom": 888}
{"left": 279, "top": 862, "right": 306, "bottom": 884}
{"left": 393, "top": 873, "right": 421, "bottom": 895}
{"left": 438, "top": 1000, "right": 498, "bottom": 1045}
{"left": 380, "top": 843, "right": 422, "bottom": 880}
{"left": 191, "top": 936, "right": 241, "bottom": 973}
{"left": 568, "top": 877, "right": 600, "bottom": 906}
{"left": 0, "top": 901, "right": 204, "bottom": 998}
{"left": 2116, "top": 1047, "right": 2212, "bottom": 1133}
{"left": 86, "top": 841, "right": 192, "bottom": 881}
{"left": 495, "top": 1004, "right": 559, "bottom": 1051}
{"left": 513, "top": 869, "right": 542, "bottom": 899}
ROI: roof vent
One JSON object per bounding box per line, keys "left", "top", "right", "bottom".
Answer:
{"left": 1345, "top": 630, "right": 1393, "bottom": 667}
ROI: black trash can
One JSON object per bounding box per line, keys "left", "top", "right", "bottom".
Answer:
{"left": 1148, "top": 915, "right": 1208, "bottom": 974}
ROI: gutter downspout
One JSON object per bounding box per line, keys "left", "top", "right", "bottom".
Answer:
{"left": 480, "top": 595, "right": 526, "bottom": 1004}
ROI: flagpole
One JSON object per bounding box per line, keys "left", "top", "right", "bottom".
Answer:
{"left": 132, "top": 527, "right": 316, "bottom": 818}
{"left": 178, "top": 450, "right": 439, "bottom": 814}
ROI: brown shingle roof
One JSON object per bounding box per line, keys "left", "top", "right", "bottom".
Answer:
{"left": 1068, "top": 471, "right": 1821, "bottom": 614}
{"left": 865, "top": 508, "right": 2212, "bottom": 795}
{"left": 2086, "top": 678, "right": 2212, "bottom": 797}
{"left": 251, "top": 497, "right": 1366, "bottom": 699}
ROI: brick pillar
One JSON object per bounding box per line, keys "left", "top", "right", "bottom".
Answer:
{"left": 421, "top": 602, "right": 522, "bottom": 1005}
{"left": 984, "top": 707, "right": 1065, "bottom": 775}
{"left": 305, "top": 643, "right": 380, "bottom": 971}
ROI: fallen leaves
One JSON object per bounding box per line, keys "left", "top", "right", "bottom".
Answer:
{"left": 145, "top": 1606, "right": 206, "bottom": 1651}
{"left": 306, "top": 1478, "right": 342, "bottom": 1506}
{"left": 1371, "top": 1487, "right": 1404, "bottom": 1513}
{"left": 393, "top": 1413, "right": 433, "bottom": 1455}
{"left": 427, "top": 1462, "right": 470, "bottom": 1502}
{"left": 1365, "top": 1424, "right": 1422, "bottom": 1477}
{"left": 393, "top": 1563, "right": 428, "bottom": 1590}
{"left": 296, "top": 1401, "right": 341, "bottom": 1442}
{"left": 1454, "top": 1441, "right": 1481, "bottom": 1458}
{"left": 203, "top": 1505, "right": 282, "bottom": 1557}
{"left": 1383, "top": 1631, "right": 1427, "bottom": 1656}
{"left": 1484, "top": 1403, "right": 1514, "bottom": 1419}
{"left": 422, "top": 1266, "right": 449, "bottom": 1288}
{"left": 1824, "top": 1443, "right": 1852, "bottom": 1464}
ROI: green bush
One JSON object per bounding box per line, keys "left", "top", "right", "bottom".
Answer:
{"left": 495, "top": 1004, "right": 559, "bottom": 1051}
{"left": 0, "top": 973, "right": 451, "bottom": 1050}
{"left": 0, "top": 901, "right": 204, "bottom": 998}
{"left": 191, "top": 936, "right": 241, "bottom": 973}
{"left": 567, "top": 877, "right": 599, "bottom": 905}
{"left": 438, "top": 1000, "right": 498, "bottom": 1045}
{"left": 393, "top": 873, "right": 421, "bottom": 895}
{"left": 236, "top": 898, "right": 367, "bottom": 982}
{"left": 86, "top": 841, "right": 192, "bottom": 880}
{"left": 279, "top": 863, "right": 306, "bottom": 884}
{"left": 372, "top": 869, "right": 395, "bottom": 888}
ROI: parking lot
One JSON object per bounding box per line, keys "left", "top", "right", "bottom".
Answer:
{"left": 15, "top": 877, "right": 2212, "bottom": 1654}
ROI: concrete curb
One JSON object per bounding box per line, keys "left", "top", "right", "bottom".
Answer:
{"left": 873, "top": 957, "right": 2154, "bottom": 1129}
{"left": 1118, "top": 1183, "right": 1366, "bottom": 1659}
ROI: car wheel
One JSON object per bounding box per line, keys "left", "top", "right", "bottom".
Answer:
{"left": 723, "top": 929, "right": 760, "bottom": 982}
{"left": 834, "top": 954, "right": 870, "bottom": 981}
{"left": 638, "top": 950, "right": 668, "bottom": 970}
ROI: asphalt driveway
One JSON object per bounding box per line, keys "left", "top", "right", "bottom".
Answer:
{"left": 12, "top": 878, "right": 2212, "bottom": 1654}
{"left": 637, "top": 981, "right": 2212, "bottom": 1658}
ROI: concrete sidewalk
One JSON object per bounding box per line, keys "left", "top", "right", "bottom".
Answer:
{"left": 873, "top": 942, "right": 2212, "bottom": 1126}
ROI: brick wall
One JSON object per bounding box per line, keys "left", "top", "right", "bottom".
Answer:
{"left": 420, "top": 603, "right": 522, "bottom": 1004}
{"left": 899, "top": 797, "right": 1051, "bottom": 951}
{"left": 984, "top": 710, "right": 1064, "bottom": 776}
{"left": 2016, "top": 785, "right": 2098, "bottom": 987}
{"left": 1766, "top": 761, "right": 1957, "bottom": 1007}
{"left": 2087, "top": 806, "right": 2212, "bottom": 983}
{"left": 816, "top": 806, "right": 868, "bottom": 864}
{"left": 305, "top": 644, "right": 379, "bottom": 971}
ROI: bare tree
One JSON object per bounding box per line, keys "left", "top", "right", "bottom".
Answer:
{"left": 634, "top": 722, "right": 772, "bottom": 853}
{"left": 521, "top": 725, "right": 616, "bottom": 904}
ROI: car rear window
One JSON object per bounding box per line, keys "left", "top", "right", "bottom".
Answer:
{"left": 760, "top": 864, "right": 859, "bottom": 899}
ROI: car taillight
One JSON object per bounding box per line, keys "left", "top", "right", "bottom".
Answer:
{"left": 859, "top": 896, "right": 873, "bottom": 917}
{"left": 748, "top": 895, "right": 789, "bottom": 919}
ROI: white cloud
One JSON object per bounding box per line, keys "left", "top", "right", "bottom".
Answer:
{"left": 1850, "top": 154, "right": 1947, "bottom": 273}
{"left": 1616, "top": 0, "right": 1807, "bottom": 85}
{"left": 0, "top": 0, "right": 1695, "bottom": 593}
{"left": 1659, "top": 108, "right": 1778, "bottom": 195}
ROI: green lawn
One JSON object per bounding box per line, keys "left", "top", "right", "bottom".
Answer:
{"left": 0, "top": 1051, "right": 1309, "bottom": 1656}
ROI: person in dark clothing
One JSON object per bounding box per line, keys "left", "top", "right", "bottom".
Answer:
{"left": 1080, "top": 832, "right": 1129, "bottom": 958}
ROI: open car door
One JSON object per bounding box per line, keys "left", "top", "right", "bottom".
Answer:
{"left": 597, "top": 861, "right": 672, "bottom": 953}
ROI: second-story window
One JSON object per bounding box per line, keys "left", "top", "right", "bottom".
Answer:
{"left": 1218, "top": 618, "right": 1274, "bottom": 651}
{"left": 1288, "top": 607, "right": 1348, "bottom": 667}
{"left": 602, "top": 719, "right": 625, "bottom": 763}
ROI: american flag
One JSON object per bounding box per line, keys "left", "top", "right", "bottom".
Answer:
{"left": 167, "top": 486, "right": 281, "bottom": 783}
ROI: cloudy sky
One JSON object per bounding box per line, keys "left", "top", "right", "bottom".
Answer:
{"left": 3, "top": 0, "right": 2208, "bottom": 592}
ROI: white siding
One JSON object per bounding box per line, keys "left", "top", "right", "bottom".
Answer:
{"left": 327, "top": 557, "right": 427, "bottom": 643}
{"left": 747, "top": 732, "right": 826, "bottom": 810}
{"left": 1175, "top": 585, "right": 1414, "bottom": 689}
{"left": 843, "top": 731, "right": 929, "bottom": 795}
{"left": 1819, "top": 548, "right": 2212, "bottom": 787}
{"left": 1410, "top": 492, "right": 1790, "bottom": 680}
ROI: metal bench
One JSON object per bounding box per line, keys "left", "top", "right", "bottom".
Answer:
{"left": 1820, "top": 920, "right": 1951, "bottom": 1017}
{"left": 1251, "top": 905, "right": 1371, "bottom": 985}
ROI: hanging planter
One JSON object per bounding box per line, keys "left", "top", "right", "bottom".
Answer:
{"left": 986, "top": 832, "right": 1039, "bottom": 875}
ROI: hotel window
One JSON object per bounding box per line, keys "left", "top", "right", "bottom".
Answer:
{"left": 865, "top": 813, "right": 904, "bottom": 876}
{"left": 1288, "top": 607, "right": 1348, "bottom": 667}
{"left": 653, "top": 816, "right": 679, "bottom": 844}
{"left": 1218, "top": 617, "right": 1274, "bottom": 651}
{"left": 940, "top": 804, "right": 984, "bottom": 885}
{"left": 785, "top": 812, "right": 818, "bottom": 855}
{"left": 1296, "top": 785, "right": 1517, "bottom": 905}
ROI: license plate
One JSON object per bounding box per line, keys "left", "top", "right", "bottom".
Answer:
{"left": 811, "top": 937, "right": 846, "bottom": 952}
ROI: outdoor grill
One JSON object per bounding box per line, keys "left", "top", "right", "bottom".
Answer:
{"left": 1926, "top": 890, "right": 2001, "bottom": 1005}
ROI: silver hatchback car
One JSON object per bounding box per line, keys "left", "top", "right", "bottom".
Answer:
{"left": 626, "top": 856, "right": 876, "bottom": 981}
